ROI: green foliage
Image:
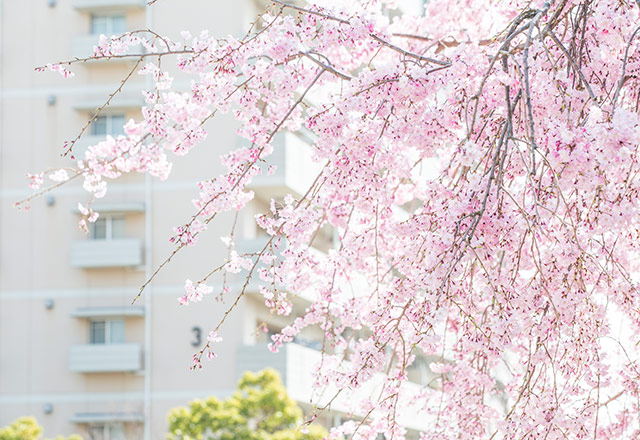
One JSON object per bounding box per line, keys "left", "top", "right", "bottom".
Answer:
{"left": 0, "top": 417, "right": 41, "bottom": 440}
{"left": 0, "top": 417, "right": 81, "bottom": 440}
{"left": 167, "top": 369, "right": 327, "bottom": 440}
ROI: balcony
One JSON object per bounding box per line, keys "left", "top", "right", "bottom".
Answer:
{"left": 69, "top": 343, "right": 142, "bottom": 373}
{"left": 73, "top": 94, "right": 145, "bottom": 113}
{"left": 71, "top": 35, "right": 144, "bottom": 61}
{"left": 71, "top": 306, "right": 145, "bottom": 318}
{"left": 72, "top": 0, "right": 147, "bottom": 12}
{"left": 238, "top": 343, "right": 430, "bottom": 430}
{"left": 70, "top": 412, "right": 144, "bottom": 424}
{"left": 237, "top": 343, "right": 322, "bottom": 404}
{"left": 249, "top": 132, "right": 323, "bottom": 199}
{"left": 73, "top": 202, "right": 145, "bottom": 215}
{"left": 71, "top": 238, "right": 143, "bottom": 268}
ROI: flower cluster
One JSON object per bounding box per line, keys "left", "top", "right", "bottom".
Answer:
{"left": 28, "top": 0, "right": 640, "bottom": 438}
{"left": 178, "top": 279, "right": 213, "bottom": 306}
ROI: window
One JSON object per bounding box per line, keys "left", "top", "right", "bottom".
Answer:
{"left": 406, "top": 355, "right": 431, "bottom": 385}
{"left": 90, "top": 319, "right": 125, "bottom": 345}
{"left": 88, "top": 423, "right": 125, "bottom": 440}
{"left": 293, "top": 335, "right": 322, "bottom": 351}
{"left": 92, "top": 114, "right": 126, "bottom": 136}
{"left": 91, "top": 215, "right": 126, "bottom": 240}
{"left": 255, "top": 322, "right": 281, "bottom": 344}
{"left": 91, "top": 15, "right": 126, "bottom": 35}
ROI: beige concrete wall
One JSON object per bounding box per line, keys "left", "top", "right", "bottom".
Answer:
{"left": 0, "top": 0, "right": 309, "bottom": 438}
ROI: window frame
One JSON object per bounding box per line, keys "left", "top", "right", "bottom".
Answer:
{"left": 90, "top": 14, "right": 126, "bottom": 36}
{"left": 92, "top": 114, "right": 126, "bottom": 137}
{"left": 91, "top": 214, "right": 126, "bottom": 241}
{"left": 89, "top": 318, "right": 125, "bottom": 345}
{"left": 88, "top": 422, "right": 125, "bottom": 440}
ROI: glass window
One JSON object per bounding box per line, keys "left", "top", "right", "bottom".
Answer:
{"left": 111, "top": 16, "right": 126, "bottom": 34}
{"left": 90, "top": 319, "right": 125, "bottom": 345}
{"left": 111, "top": 216, "right": 126, "bottom": 239}
{"left": 90, "top": 320, "right": 106, "bottom": 344}
{"left": 92, "top": 218, "right": 107, "bottom": 240}
{"left": 91, "top": 16, "right": 108, "bottom": 35}
{"left": 92, "top": 114, "right": 126, "bottom": 136}
{"left": 92, "top": 116, "right": 108, "bottom": 136}
{"left": 91, "top": 15, "right": 126, "bottom": 35}
{"left": 109, "top": 319, "right": 125, "bottom": 344}
{"left": 110, "top": 424, "right": 125, "bottom": 440}
{"left": 89, "top": 424, "right": 125, "bottom": 440}
{"left": 88, "top": 424, "right": 104, "bottom": 440}
{"left": 90, "top": 215, "right": 126, "bottom": 240}
{"left": 110, "top": 115, "right": 126, "bottom": 135}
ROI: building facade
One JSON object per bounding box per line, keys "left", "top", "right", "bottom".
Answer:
{"left": 0, "top": 1, "right": 328, "bottom": 438}
{"left": 0, "top": 1, "right": 433, "bottom": 439}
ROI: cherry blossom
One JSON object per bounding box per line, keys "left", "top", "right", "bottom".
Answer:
{"left": 21, "top": 0, "right": 640, "bottom": 438}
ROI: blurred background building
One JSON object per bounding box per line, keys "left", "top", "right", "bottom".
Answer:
{"left": 0, "top": 1, "right": 429, "bottom": 439}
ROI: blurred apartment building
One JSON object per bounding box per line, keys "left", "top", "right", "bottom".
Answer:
{"left": 0, "top": 1, "right": 331, "bottom": 438}
{"left": 0, "top": 1, "right": 432, "bottom": 439}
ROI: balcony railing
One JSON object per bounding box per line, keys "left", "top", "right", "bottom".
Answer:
{"left": 249, "top": 132, "right": 322, "bottom": 198}
{"left": 71, "top": 238, "right": 143, "bottom": 268}
{"left": 69, "top": 343, "right": 142, "bottom": 373}
{"left": 72, "top": 0, "right": 146, "bottom": 12}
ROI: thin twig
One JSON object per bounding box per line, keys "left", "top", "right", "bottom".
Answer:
{"left": 612, "top": 24, "right": 640, "bottom": 113}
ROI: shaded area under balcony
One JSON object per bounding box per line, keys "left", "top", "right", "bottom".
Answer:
{"left": 72, "top": 0, "right": 147, "bottom": 12}
{"left": 70, "top": 306, "right": 145, "bottom": 318}
{"left": 70, "top": 412, "right": 144, "bottom": 423}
